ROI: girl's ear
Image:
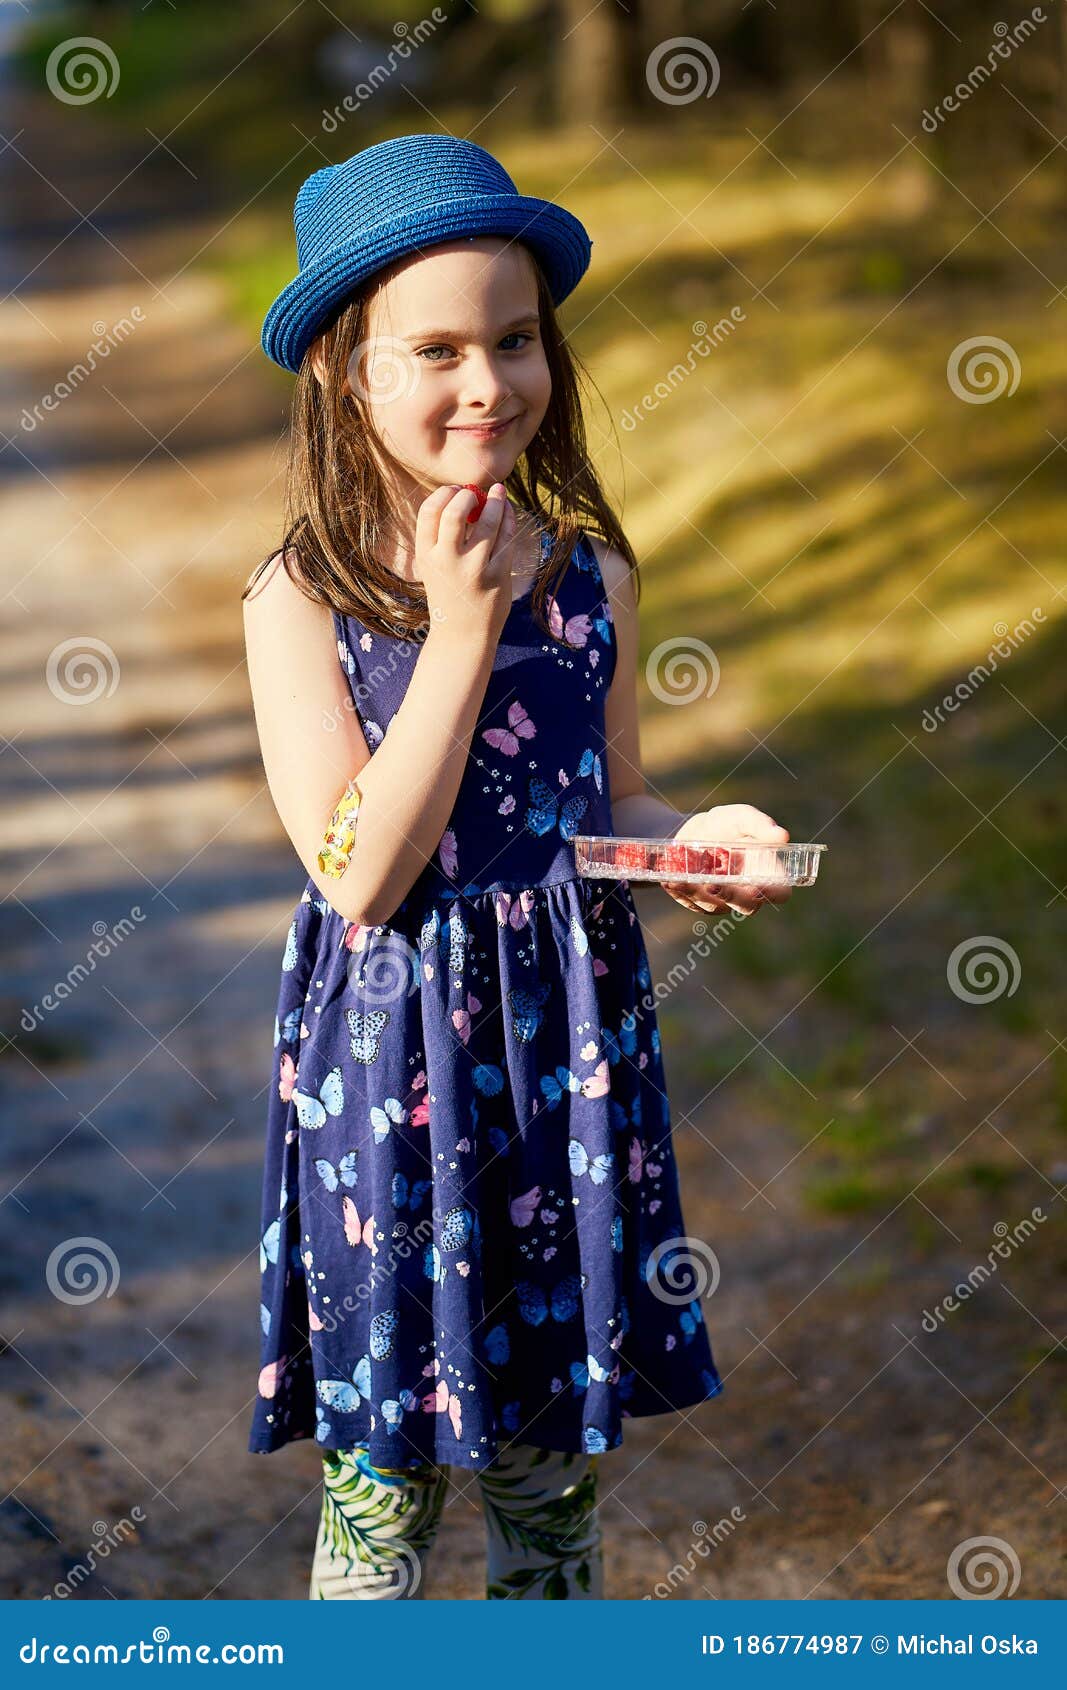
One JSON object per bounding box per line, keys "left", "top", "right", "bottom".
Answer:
{"left": 310, "top": 335, "right": 327, "bottom": 388}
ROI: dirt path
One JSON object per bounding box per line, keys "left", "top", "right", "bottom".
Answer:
{"left": 1, "top": 60, "right": 1061, "bottom": 1603}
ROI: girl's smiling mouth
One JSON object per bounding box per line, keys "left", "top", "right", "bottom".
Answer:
{"left": 446, "top": 415, "right": 520, "bottom": 438}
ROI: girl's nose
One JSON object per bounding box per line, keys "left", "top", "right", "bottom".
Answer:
{"left": 456, "top": 352, "right": 513, "bottom": 410}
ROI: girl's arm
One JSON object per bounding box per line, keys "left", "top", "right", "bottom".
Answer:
{"left": 243, "top": 553, "right": 498, "bottom": 928}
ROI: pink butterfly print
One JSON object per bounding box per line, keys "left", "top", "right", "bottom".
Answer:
{"left": 455, "top": 1136, "right": 471, "bottom": 1153}
{"left": 258, "top": 1358, "right": 287, "bottom": 1398}
{"left": 628, "top": 1137, "right": 644, "bottom": 1184}
{"left": 510, "top": 1184, "right": 542, "bottom": 1228}
{"left": 344, "top": 921, "right": 373, "bottom": 953}
{"left": 278, "top": 1052, "right": 297, "bottom": 1103}
{"left": 410, "top": 1093, "right": 430, "bottom": 1128}
{"left": 665, "top": 1333, "right": 677, "bottom": 1352}
{"left": 579, "top": 1059, "right": 610, "bottom": 1099}
{"left": 592, "top": 957, "right": 609, "bottom": 977}
{"left": 456, "top": 1261, "right": 470, "bottom": 1276}
{"left": 547, "top": 597, "right": 592, "bottom": 648}
{"left": 342, "top": 1196, "right": 376, "bottom": 1253}
{"left": 421, "top": 1376, "right": 463, "bottom": 1439}
{"left": 452, "top": 992, "right": 483, "bottom": 1045}
{"left": 499, "top": 794, "right": 516, "bottom": 815}
{"left": 307, "top": 1301, "right": 325, "bottom": 1332}
{"left": 543, "top": 1246, "right": 557, "bottom": 1261}
{"left": 359, "top": 631, "right": 373, "bottom": 651}
{"left": 438, "top": 828, "right": 458, "bottom": 879}
{"left": 494, "top": 888, "right": 535, "bottom": 930}
{"left": 590, "top": 649, "right": 599, "bottom": 669}
{"left": 482, "top": 700, "right": 536, "bottom": 756}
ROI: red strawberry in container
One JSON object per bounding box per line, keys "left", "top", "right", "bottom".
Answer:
{"left": 461, "top": 484, "right": 489, "bottom": 524}
{"left": 660, "top": 841, "right": 692, "bottom": 877}
{"left": 689, "top": 844, "right": 733, "bottom": 878}
{"left": 611, "top": 840, "right": 648, "bottom": 874}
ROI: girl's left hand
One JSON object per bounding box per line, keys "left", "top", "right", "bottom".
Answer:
{"left": 660, "top": 805, "right": 792, "bottom": 917}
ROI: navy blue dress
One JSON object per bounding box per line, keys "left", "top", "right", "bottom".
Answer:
{"left": 249, "top": 524, "right": 723, "bottom": 1471}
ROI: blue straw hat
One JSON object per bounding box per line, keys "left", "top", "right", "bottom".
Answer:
{"left": 261, "top": 133, "right": 593, "bottom": 374}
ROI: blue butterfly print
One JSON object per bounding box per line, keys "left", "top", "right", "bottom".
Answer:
{"left": 473, "top": 1063, "right": 505, "bottom": 1096}
{"left": 577, "top": 747, "right": 603, "bottom": 793}
{"left": 611, "top": 1214, "right": 623, "bottom": 1252}
{"left": 392, "top": 1170, "right": 432, "bottom": 1212}
{"left": 259, "top": 1218, "right": 280, "bottom": 1274}
{"left": 315, "top": 1150, "right": 358, "bottom": 1192}
{"left": 515, "top": 1273, "right": 584, "bottom": 1326}
{"left": 568, "top": 1138, "right": 614, "bottom": 1184}
{"left": 508, "top": 981, "right": 550, "bottom": 1043}
{"left": 443, "top": 911, "right": 467, "bottom": 978}
{"left": 371, "top": 1096, "right": 407, "bottom": 1142}
{"left": 440, "top": 1205, "right": 473, "bottom": 1251}
{"left": 274, "top": 1006, "right": 302, "bottom": 1047}
{"left": 601, "top": 1018, "right": 638, "bottom": 1066}
{"left": 345, "top": 1008, "right": 390, "bottom": 1064}
{"left": 636, "top": 955, "right": 651, "bottom": 990}
{"left": 570, "top": 915, "right": 589, "bottom": 956}
{"left": 540, "top": 1067, "right": 581, "bottom": 1109}
{"left": 570, "top": 1353, "right": 617, "bottom": 1394}
{"left": 593, "top": 609, "right": 612, "bottom": 647}
{"left": 584, "top": 1427, "right": 610, "bottom": 1454}
{"left": 281, "top": 920, "right": 299, "bottom": 972}
{"left": 679, "top": 1299, "right": 704, "bottom": 1344}
{"left": 524, "top": 776, "right": 588, "bottom": 840}
{"left": 485, "top": 1323, "right": 510, "bottom": 1365}
{"left": 260, "top": 1302, "right": 271, "bottom": 1335}
{"left": 423, "top": 1242, "right": 447, "bottom": 1285}
{"left": 370, "top": 1309, "right": 398, "bottom": 1361}
{"left": 314, "top": 1403, "right": 333, "bottom": 1443}
{"left": 380, "top": 1397, "right": 405, "bottom": 1435}
{"left": 316, "top": 1353, "right": 372, "bottom": 1414}
{"left": 292, "top": 1065, "right": 345, "bottom": 1131}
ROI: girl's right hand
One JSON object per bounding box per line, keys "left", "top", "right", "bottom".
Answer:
{"left": 415, "top": 482, "right": 517, "bottom": 643}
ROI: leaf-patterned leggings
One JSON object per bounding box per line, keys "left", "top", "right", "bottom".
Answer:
{"left": 310, "top": 1440, "right": 604, "bottom": 1599}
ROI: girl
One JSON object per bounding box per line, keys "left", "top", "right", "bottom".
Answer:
{"left": 242, "top": 133, "right": 791, "bottom": 1600}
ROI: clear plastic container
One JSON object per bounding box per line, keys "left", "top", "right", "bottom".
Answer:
{"left": 573, "top": 835, "right": 827, "bottom": 887}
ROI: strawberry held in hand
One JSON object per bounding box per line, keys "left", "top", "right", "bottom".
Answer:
{"left": 461, "top": 484, "right": 489, "bottom": 524}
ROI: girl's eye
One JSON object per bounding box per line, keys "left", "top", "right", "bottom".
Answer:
{"left": 416, "top": 333, "right": 535, "bottom": 363}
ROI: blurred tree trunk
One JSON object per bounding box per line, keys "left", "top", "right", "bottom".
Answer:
{"left": 558, "top": 0, "right": 644, "bottom": 125}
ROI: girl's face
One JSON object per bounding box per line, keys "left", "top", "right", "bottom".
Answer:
{"left": 344, "top": 237, "right": 552, "bottom": 499}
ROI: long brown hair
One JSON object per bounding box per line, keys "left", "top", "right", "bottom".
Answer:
{"left": 242, "top": 248, "right": 639, "bottom": 641}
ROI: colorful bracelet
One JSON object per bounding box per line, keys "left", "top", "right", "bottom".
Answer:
{"left": 317, "top": 777, "right": 362, "bottom": 879}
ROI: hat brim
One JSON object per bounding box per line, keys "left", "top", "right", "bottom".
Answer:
{"left": 261, "top": 194, "right": 591, "bottom": 373}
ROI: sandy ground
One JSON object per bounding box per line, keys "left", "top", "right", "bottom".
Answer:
{"left": 1, "top": 73, "right": 1062, "bottom": 1603}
